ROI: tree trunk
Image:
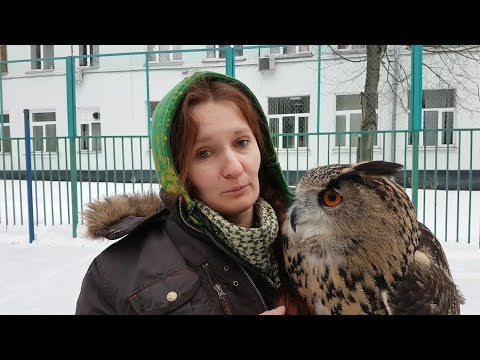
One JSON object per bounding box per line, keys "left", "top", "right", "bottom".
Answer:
{"left": 357, "top": 45, "right": 384, "bottom": 162}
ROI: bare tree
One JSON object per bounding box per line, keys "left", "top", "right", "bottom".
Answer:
{"left": 326, "top": 45, "right": 480, "bottom": 162}
{"left": 357, "top": 45, "right": 386, "bottom": 161}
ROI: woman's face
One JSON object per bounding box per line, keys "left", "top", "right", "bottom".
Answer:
{"left": 187, "top": 100, "right": 261, "bottom": 224}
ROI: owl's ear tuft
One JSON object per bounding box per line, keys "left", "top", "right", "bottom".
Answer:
{"left": 353, "top": 161, "right": 403, "bottom": 177}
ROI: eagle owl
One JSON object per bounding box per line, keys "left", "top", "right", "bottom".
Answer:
{"left": 282, "top": 161, "right": 465, "bottom": 315}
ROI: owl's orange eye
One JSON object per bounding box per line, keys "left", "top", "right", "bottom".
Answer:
{"left": 321, "top": 189, "right": 342, "bottom": 207}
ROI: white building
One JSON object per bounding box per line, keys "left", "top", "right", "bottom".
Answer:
{"left": 1, "top": 45, "right": 479, "bottom": 188}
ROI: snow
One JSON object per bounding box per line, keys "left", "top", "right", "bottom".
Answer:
{"left": 0, "top": 180, "right": 479, "bottom": 314}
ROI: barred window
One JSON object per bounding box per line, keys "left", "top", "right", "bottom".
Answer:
{"left": 268, "top": 96, "right": 309, "bottom": 149}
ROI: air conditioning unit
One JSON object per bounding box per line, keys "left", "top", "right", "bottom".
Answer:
{"left": 258, "top": 56, "right": 275, "bottom": 71}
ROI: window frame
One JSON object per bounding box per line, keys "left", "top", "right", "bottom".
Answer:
{"left": 267, "top": 96, "right": 310, "bottom": 150}
{"left": 408, "top": 108, "right": 456, "bottom": 148}
{"left": 334, "top": 93, "right": 378, "bottom": 150}
{"left": 78, "top": 45, "right": 99, "bottom": 67}
{"left": 78, "top": 108, "right": 102, "bottom": 153}
{"left": 0, "top": 113, "right": 11, "bottom": 154}
{"left": 336, "top": 45, "right": 367, "bottom": 52}
{"left": 407, "top": 89, "right": 456, "bottom": 148}
{"left": 31, "top": 110, "right": 57, "bottom": 153}
{"left": 30, "top": 45, "right": 55, "bottom": 70}
{"left": 269, "top": 45, "right": 310, "bottom": 56}
{"left": 205, "top": 45, "right": 244, "bottom": 60}
{"left": 1, "top": 45, "right": 7, "bottom": 74}
{"left": 147, "top": 45, "right": 183, "bottom": 63}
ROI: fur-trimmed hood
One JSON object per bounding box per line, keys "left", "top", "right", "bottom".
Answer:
{"left": 83, "top": 192, "right": 163, "bottom": 240}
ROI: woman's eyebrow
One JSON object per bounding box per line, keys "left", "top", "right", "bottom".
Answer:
{"left": 195, "top": 128, "right": 252, "bottom": 143}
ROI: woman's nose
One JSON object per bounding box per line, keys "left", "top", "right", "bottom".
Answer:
{"left": 222, "top": 152, "right": 243, "bottom": 178}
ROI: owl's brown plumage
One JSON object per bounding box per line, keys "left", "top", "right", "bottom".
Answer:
{"left": 282, "top": 161, "right": 465, "bottom": 315}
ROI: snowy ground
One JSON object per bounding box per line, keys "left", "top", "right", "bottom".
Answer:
{"left": 0, "top": 223, "right": 478, "bottom": 315}
{"left": 0, "top": 180, "right": 479, "bottom": 314}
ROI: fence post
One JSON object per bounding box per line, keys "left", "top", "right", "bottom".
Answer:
{"left": 23, "top": 110, "right": 35, "bottom": 243}
{"left": 0, "top": 65, "right": 3, "bottom": 138}
{"left": 1, "top": 62, "right": 5, "bottom": 228}
{"left": 410, "top": 45, "right": 422, "bottom": 212}
{"left": 316, "top": 45, "right": 321, "bottom": 166}
{"left": 226, "top": 46, "right": 235, "bottom": 78}
{"left": 66, "top": 56, "right": 78, "bottom": 238}
{"left": 145, "top": 54, "right": 154, "bottom": 188}
{"left": 146, "top": 54, "right": 151, "bottom": 138}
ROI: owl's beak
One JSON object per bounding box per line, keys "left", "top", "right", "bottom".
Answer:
{"left": 289, "top": 206, "right": 297, "bottom": 233}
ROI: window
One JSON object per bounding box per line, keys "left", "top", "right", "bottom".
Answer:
{"left": 337, "top": 45, "right": 366, "bottom": 51}
{"left": 79, "top": 109, "right": 102, "bottom": 152}
{"left": 32, "top": 111, "right": 57, "bottom": 152}
{"left": 408, "top": 89, "right": 455, "bottom": 146}
{"left": 79, "top": 45, "right": 99, "bottom": 67}
{"left": 147, "top": 45, "right": 182, "bottom": 62}
{"left": 268, "top": 96, "right": 309, "bottom": 149}
{"left": 205, "top": 45, "right": 243, "bottom": 59}
{"left": 0, "top": 114, "right": 10, "bottom": 153}
{"left": 1, "top": 45, "right": 7, "bottom": 73}
{"left": 335, "top": 94, "right": 378, "bottom": 148}
{"left": 30, "top": 45, "right": 54, "bottom": 70}
{"left": 270, "top": 45, "right": 309, "bottom": 55}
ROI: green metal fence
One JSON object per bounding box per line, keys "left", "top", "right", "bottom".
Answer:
{"left": 0, "top": 45, "right": 479, "bottom": 244}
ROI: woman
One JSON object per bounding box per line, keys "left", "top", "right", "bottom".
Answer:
{"left": 75, "top": 71, "right": 298, "bottom": 315}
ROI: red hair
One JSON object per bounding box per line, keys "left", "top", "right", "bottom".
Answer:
{"left": 170, "top": 78, "right": 287, "bottom": 222}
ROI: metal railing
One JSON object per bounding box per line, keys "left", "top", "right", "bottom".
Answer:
{"left": 0, "top": 45, "right": 479, "bottom": 244}
{"left": 1, "top": 128, "right": 479, "bottom": 244}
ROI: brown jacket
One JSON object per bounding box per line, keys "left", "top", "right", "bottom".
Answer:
{"left": 75, "top": 191, "right": 286, "bottom": 315}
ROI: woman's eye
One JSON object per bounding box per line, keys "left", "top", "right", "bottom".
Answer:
{"left": 237, "top": 139, "right": 249, "bottom": 147}
{"left": 197, "top": 150, "right": 210, "bottom": 158}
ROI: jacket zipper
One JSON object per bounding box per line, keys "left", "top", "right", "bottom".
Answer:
{"left": 179, "top": 197, "right": 268, "bottom": 312}
{"left": 238, "top": 264, "right": 268, "bottom": 311}
{"left": 201, "top": 262, "right": 233, "bottom": 315}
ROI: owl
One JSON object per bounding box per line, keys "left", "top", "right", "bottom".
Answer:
{"left": 281, "top": 161, "right": 465, "bottom": 315}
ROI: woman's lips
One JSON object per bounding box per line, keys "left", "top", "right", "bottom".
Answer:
{"left": 224, "top": 185, "right": 248, "bottom": 193}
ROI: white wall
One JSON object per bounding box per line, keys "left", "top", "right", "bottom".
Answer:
{"left": 2, "top": 45, "right": 480, "bottom": 174}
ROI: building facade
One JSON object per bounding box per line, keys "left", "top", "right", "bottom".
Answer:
{"left": 1, "top": 45, "right": 479, "bottom": 186}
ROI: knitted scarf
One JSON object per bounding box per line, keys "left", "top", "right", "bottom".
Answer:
{"left": 196, "top": 198, "right": 281, "bottom": 288}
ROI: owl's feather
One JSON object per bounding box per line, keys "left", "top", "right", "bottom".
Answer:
{"left": 282, "top": 161, "right": 465, "bottom": 315}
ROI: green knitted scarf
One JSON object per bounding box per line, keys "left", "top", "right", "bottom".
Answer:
{"left": 196, "top": 198, "right": 281, "bottom": 288}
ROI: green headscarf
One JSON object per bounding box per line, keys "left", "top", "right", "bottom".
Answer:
{"left": 150, "top": 71, "right": 294, "bottom": 215}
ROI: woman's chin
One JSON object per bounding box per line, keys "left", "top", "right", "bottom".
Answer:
{"left": 216, "top": 198, "right": 256, "bottom": 218}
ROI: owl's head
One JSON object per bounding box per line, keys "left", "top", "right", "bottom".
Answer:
{"left": 282, "top": 161, "right": 418, "bottom": 257}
